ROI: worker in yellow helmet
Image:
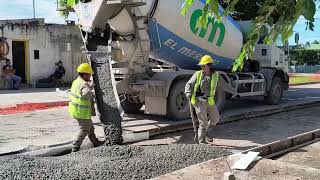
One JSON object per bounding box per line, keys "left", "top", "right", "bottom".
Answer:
{"left": 185, "top": 55, "right": 238, "bottom": 144}
{"left": 69, "top": 63, "right": 104, "bottom": 152}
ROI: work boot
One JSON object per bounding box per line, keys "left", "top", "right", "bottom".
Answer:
{"left": 193, "top": 133, "right": 198, "bottom": 143}
{"left": 198, "top": 138, "right": 207, "bottom": 144}
{"left": 72, "top": 146, "right": 80, "bottom": 152}
{"left": 205, "top": 127, "right": 214, "bottom": 143}
{"left": 93, "top": 140, "right": 105, "bottom": 147}
{"left": 205, "top": 136, "right": 213, "bottom": 143}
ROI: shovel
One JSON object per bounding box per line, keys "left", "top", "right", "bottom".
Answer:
{"left": 189, "top": 101, "right": 198, "bottom": 143}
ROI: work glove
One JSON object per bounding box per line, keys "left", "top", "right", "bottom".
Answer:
{"left": 231, "top": 93, "right": 240, "bottom": 100}
{"left": 186, "top": 93, "right": 191, "bottom": 101}
{"left": 88, "top": 80, "right": 95, "bottom": 88}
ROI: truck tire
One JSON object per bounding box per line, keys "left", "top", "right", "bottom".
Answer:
{"left": 265, "top": 77, "right": 283, "bottom": 105}
{"left": 167, "top": 80, "right": 190, "bottom": 120}
{"left": 215, "top": 87, "right": 226, "bottom": 112}
{"left": 120, "top": 94, "right": 143, "bottom": 114}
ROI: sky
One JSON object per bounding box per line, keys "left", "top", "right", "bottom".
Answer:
{"left": 0, "top": 0, "right": 319, "bottom": 45}
{"left": 0, "top": 0, "right": 76, "bottom": 24}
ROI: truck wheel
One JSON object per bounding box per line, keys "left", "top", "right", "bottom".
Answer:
{"left": 265, "top": 77, "right": 283, "bottom": 105}
{"left": 215, "top": 87, "right": 226, "bottom": 112}
{"left": 120, "top": 94, "right": 143, "bottom": 114}
{"left": 167, "top": 80, "right": 190, "bottom": 120}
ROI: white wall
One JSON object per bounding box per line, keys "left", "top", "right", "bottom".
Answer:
{"left": 0, "top": 19, "right": 84, "bottom": 85}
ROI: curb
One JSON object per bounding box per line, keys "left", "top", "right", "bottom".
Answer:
{"left": 0, "top": 147, "right": 27, "bottom": 156}
{"left": 16, "top": 133, "right": 150, "bottom": 157}
{"left": 242, "top": 128, "right": 320, "bottom": 158}
{"left": 0, "top": 101, "right": 69, "bottom": 115}
{"left": 289, "top": 81, "right": 320, "bottom": 86}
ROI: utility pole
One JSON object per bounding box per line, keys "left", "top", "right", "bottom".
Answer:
{"left": 33, "top": 0, "right": 36, "bottom": 18}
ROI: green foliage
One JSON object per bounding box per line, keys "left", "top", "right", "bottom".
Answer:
{"left": 218, "top": 0, "right": 264, "bottom": 21}
{"left": 182, "top": 0, "right": 318, "bottom": 72}
{"left": 313, "top": 40, "right": 320, "bottom": 44}
{"left": 58, "top": 0, "right": 79, "bottom": 18}
{"left": 291, "top": 49, "right": 320, "bottom": 65}
{"left": 58, "top": 0, "right": 68, "bottom": 18}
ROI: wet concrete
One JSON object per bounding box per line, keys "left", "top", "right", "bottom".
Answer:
{"left": 0, "top": 144, "right": 230, "bottom": 180}
{"left": 90, "top": 50, "right": 123, "bottom": 145}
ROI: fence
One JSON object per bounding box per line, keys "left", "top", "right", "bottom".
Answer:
{"left": 289, "top": 65, "right": 320, "bottom": 73}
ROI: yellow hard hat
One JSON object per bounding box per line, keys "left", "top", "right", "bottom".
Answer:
{"left": 77, "top": 63, "right": 94, "bottom": 74}
{"left": 198, "top": 55, "right": 214, "bottom": 66}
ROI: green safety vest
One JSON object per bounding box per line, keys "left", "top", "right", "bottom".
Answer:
{"left": 191, "top": 71, "right": 219, "bottom": 106}
{"left": 68, "top": 77, "right": 91, "bottom": 120}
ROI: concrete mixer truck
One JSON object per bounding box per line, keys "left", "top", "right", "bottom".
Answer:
{"left": 68, "top": 0, "right": 289, "bottom": 121}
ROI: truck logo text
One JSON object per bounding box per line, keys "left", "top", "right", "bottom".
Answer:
{"left": 190, "top": 9, "right": 225, "bottom": 47}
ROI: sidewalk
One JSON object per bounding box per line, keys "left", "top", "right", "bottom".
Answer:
{"left": 0, "top": 88, "right": 69, "bottom": 114}
{"left": 0, "top": 88, "right": 69, "bottom": 107}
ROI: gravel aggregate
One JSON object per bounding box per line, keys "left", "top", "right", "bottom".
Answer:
{"left": 0, "top": 144, "right": 230, "bottom": 180}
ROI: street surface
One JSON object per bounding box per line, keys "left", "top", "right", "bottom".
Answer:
{"left": 135, "top": 106, "right": 320, "bottom": 151}
{"left": 1, "top": 83, "right": 320, "bottom": 154}
{"left": 0, "top": 88, "right": 68, "bottom": 107}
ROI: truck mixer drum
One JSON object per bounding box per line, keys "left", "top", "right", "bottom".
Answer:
{"left": 72, "top": 0, "right": 289, "bottom": 121}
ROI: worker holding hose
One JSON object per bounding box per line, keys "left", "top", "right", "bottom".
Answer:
{"left": 185, "top": 55, "right": 238, "bottom": 144}
{"left": 69, "top": 63, "right": 104, "bottom": 152}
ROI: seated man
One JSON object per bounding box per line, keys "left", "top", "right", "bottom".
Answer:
{"left": 36, "top": 61, "right": 66, "bottom": 88}
{"left": 50, "top": 61, "right": 65, "bottom": 80}
{"left": 2, "top": 59, "right": 22, "bottom": 90}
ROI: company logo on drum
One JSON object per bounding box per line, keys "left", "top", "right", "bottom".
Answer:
{"left": 190, "top": 9, "right": 225, "bottom": 47}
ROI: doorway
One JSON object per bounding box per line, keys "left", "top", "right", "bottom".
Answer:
{"left": 12, "top": 41, "right": 26, "bottom": 83}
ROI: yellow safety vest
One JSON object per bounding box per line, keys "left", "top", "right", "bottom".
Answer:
{"left": 191, "top": 71, "right": 219, "bottom": 106}
{"left": 68, "top": 77, "right": 91, "bottom": 120}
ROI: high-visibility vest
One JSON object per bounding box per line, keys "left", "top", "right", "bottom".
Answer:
{"left": 191, "top": 71, "right": 219, "bottom": 106}
{"left": 68, "top": 77, "right": 91, "bottom": 120}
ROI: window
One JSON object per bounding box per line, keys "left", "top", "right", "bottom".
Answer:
{"left": 34, "top": 50, "right": 39, "bottom": 60}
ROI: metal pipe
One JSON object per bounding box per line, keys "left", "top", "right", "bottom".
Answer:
{"left": 33, "top": 0, "right": 36, "bottom": 19}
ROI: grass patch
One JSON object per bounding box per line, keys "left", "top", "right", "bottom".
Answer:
{"left": 289, "top": 74, "right": 320, "bottom": 85}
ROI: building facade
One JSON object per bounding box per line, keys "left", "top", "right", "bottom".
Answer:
{"left": 0, "top": 18, "right": 85, "bottom": 86}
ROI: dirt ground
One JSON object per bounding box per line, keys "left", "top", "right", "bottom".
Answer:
{"left": 155, "top": 156, "right": 320, "bottom": 180}
{"left": 276, "top": 141, "right": 320, "bottom": 170}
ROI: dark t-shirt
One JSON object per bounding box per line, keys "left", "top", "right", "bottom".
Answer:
{"left": 53, "top": 66, "right": 65, "bottom": 79}
{"left": 2, "top": 65, "right": 12, "bottom": 70}
{"left": 2, "top": 65, "right": 12, "bottom": 71}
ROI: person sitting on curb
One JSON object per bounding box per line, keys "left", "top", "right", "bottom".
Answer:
{"left": 50, "top": 61, "right": 66, "bottom": 80}
{"left": 2, "top": 59, "right": 22, "bottom": 90}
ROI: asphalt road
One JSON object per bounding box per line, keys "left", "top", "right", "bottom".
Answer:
{"left": 133, "top": 84, "right": 320, "bottom": 152}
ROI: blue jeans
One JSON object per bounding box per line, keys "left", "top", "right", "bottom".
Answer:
{"left": 5, "top": 75, "right": 22, "bottom": 89}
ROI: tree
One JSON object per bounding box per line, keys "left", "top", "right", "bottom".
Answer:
{"left": 57, "top": 0, "right": 78, "bottom": 18}
{"left": 218, "top": 0, "right": 265, "bottom": 21}
{"left": 306, "top": 41, "right": 311, "bottom": 47}
{"left": 291, "top": 49, "right": 320, "bottom": 65}
{"left": 182, "top": 0, "right": 318, "bottom": 71}
{"left": 313, "top": 40, "right": 320, "bottom": 44}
